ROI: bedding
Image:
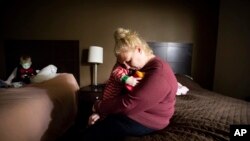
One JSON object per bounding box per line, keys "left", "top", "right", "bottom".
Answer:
{"left": 0, "top": 73, "right": 79, "bottom": 141}
{"left": 123, "top": 74, "right": 250, "bottom": 141}
{"left": 31, "top": 64, "right": 58, "bottom": 83}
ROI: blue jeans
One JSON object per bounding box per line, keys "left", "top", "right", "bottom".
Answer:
{"left": 81, "top": 114, "right": 155, "bottom": 141}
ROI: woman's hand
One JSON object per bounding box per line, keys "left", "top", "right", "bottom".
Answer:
{"left": 88, "top": 113, "right": 100, "bottom": 126}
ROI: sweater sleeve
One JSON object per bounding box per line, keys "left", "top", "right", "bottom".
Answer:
{"left": 95, "top": 62, "right": 172, "bottom": 115}
{"left": 112, "top": 66, "right": 129, "bottom": 82}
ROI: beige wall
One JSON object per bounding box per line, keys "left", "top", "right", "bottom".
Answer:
{"left": 2, "top": 0, "right": 219, "bottom": 89}
{"left": 214, "top": 0, "right": 250, "bottom": 100}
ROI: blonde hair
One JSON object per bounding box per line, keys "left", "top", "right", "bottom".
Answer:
{"left": 114, "top": 27, "right": 153, "bottom": 56}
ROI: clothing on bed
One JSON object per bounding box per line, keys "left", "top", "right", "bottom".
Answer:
{"left": 176, "top": 82, "right": 189, "bottom": 95}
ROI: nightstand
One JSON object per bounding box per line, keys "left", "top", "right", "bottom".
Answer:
{"left": 75, "top": 85, "right": 104, "bottom": 128}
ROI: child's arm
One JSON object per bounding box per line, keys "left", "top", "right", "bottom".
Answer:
{"left": 5, "top": 67, "right": 17, "bottom": 84}
{"left": 122, "top": 71, "right": 145, "bottom": 91}
{"left": 121, "top": 75, "right": 139, "bottom": 86}
{"left": 112, "top": 65, "right": 129, "bottom": 82}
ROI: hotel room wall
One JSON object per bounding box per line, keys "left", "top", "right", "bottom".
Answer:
{"left": 214, "top": 0, "right": 250, "bottom": 100}
{"left": 1, "top": 0, "right": 219, "bottom": 90}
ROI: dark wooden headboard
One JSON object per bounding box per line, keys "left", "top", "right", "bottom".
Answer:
{"left": 148, "top": 42, "right": 193, "bottom": 76}
{"left": 3, "top": 40, "right": 80, "bottom": 84}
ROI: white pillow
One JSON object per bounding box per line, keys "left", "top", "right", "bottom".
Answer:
{"left": 31, "top": 64, "right": 58, "bottom": 83}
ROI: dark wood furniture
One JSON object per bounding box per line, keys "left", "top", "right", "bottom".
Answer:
{"left": 76, "top": 85, "right": 104, "bottom": 128}
{"left": 56, "top": 85, "right": 104, "bottom": 141}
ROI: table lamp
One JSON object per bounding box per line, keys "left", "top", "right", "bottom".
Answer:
{"left": 88, "top": 46, "right": 103, "bottom": 87}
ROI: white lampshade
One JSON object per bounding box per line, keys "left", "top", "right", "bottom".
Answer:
{"left": 88, "top": 46, "right": 103, "bottom": 64}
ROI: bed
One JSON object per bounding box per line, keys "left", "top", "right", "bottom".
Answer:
{"left": 0, "top": 40, "right": 80, "bottom": 141}
{"left": 120, "top": 42, "right": 250, "bottom": 141}
{"left": 0, "top": 73, "right": 79, "bottom": 141}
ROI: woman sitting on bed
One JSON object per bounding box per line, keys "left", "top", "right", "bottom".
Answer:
{"left": 82, "top": 27, "right": 178, "bottom": 141}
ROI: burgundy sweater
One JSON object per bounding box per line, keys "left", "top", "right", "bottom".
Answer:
{"left": 95, "top": 57, "right": 177, "bottom": 130}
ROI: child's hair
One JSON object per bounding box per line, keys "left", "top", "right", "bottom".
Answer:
{"left": 113, "top": 27, "right": 153, "bottom": 56}
{"left": 20, "top": 55, "right": 31, "bottom": 64}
